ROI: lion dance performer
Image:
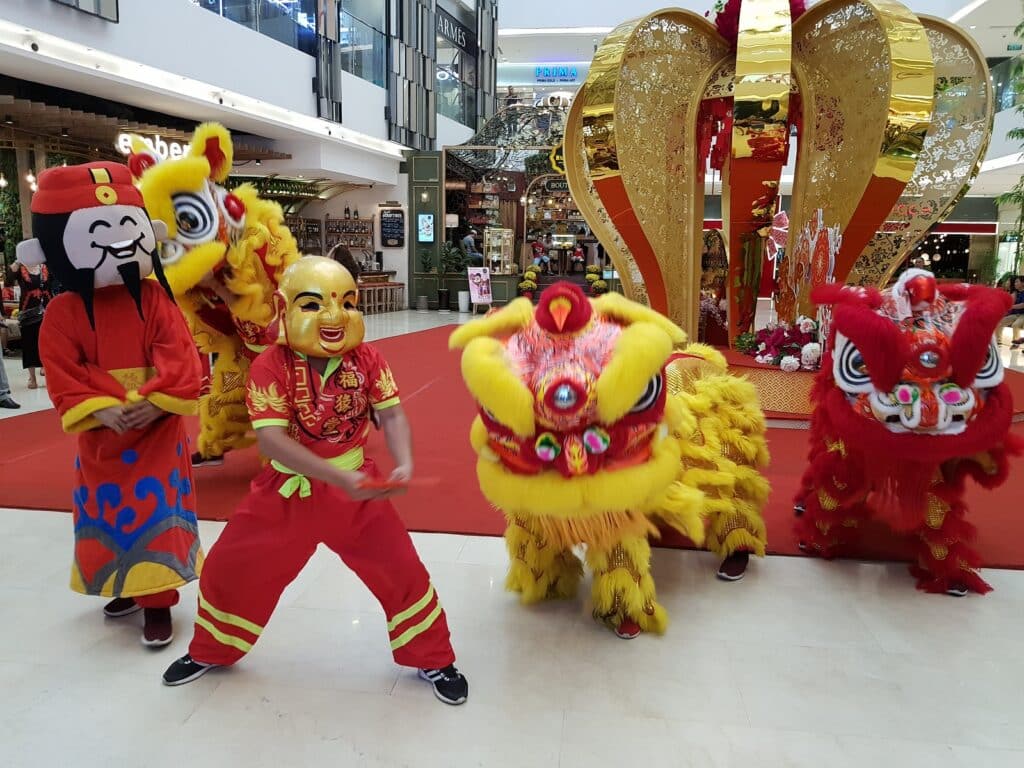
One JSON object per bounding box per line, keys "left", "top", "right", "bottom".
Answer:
{"left": 449, "top": 282, "right": 770, "bottom": 638}
{"left": 128, "top": 123, "right": 300, "bottom": 468}
{"left": 163, "top": 257, "right": 468, "bottom": 705}
{"left": 18, "top": 161, "right": 202, "bottom": 646}
{"left": 795, "top": 270, "right": 1020, "bottom": 596}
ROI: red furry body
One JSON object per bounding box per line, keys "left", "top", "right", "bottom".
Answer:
{"left": 795, "top": 273, "right": 1019, "bottom": 594}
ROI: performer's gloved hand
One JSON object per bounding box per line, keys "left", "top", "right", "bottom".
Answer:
{"left": 94, "top": 406, "right": 129, "bottom": 434}
{"left": 123, "top": 401, "right": 165, "bottom": 430}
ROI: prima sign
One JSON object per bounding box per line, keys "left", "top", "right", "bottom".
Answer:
{"left": 115, "top": 133, "right": 190, "bottom": 159}
{"left": 535, "top": 65, "right": 579, "bottom": 84}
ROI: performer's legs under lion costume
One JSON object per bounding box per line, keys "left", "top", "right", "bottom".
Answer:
{"left": 128, "top": 123, "right": 300, "bottom": 465}
{"left": 795, "top": 271, "right": 1020, "bottom": 595}
{"left": 449, "top": 282, "right": 770, "bottom": 637}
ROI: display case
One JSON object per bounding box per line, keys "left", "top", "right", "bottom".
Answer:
{"left": 484, "top": 227, "right": 514, "bottom": 275}
{"left": 550, "top": 233, "right": 576, "bottom": 250}
{"left": 285, "top": 216, "right": 324, "bottom": 255}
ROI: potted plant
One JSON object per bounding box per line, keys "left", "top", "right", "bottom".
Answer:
{"left": 419, "top": 249, "right": 434, "bottom": 274}
{"left": 438, "top": 242, "right": 467, "bottom": 311}
{"left": 590, "top": 279, "right": 609, "bottom": 296}
{"left": 518, "top": 277, "right": 538, "bottom": 300}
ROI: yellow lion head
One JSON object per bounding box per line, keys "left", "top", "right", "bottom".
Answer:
{"left": 449, "top": 282, "right": 695, "bottom": 521}
{"left": 129, "top": 122, "right": 297, "bottom": 328}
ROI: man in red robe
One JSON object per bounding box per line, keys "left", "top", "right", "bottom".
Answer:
{"left": 17, "top": 162, "right": 203, "bottom": 647}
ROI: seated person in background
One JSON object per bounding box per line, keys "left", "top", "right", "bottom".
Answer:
{"left": 997, "top": 275, "right": 1024, "bottom": 347}
{"left": 530, "top": 234, "right": 551, "bottom": 273}
{"left": 570, "top": 243, "right": 586, "bottom": 272}
{"left": 460, "top": 230, "right": 484, "bottom": 266}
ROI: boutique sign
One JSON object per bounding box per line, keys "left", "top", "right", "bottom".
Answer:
{"left": 535, "top": 65, "right": 580, "bottom": 84}
{"left": 436, "top": 7, "right": 476, "bottom": 54}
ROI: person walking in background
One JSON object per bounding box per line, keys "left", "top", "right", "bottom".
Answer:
{"left": 9, "top": 259, "right": 53, "bottom": 389}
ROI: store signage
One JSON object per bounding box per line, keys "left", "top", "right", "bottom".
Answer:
{"left": 436, "top": 7, "right": 476, "bottom": 54}
{"left": 116, "top": 133, "right": 189, "bottom": 159}
{"left": 379, "top": 208, "right": 406, "bottom": 249}
{"left": 549, "top": 143, "right": 566, "bottom": 176}
{"left": 1008, "top": 43, "right": 1022, "bottom": 51}
{"left": 535, "top": 65, "right": 579, "bottom": 84}
{"left": 545, "top": 178, "right": 569, "bottom": 192}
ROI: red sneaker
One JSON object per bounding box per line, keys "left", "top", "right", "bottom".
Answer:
{"left": 103, "top": 597, "right": 141, "bottom": 618}
{"left": 142, "top": 608, "right": 174, "bottom": 648}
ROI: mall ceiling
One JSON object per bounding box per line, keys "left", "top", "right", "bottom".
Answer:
{"left": 495, "top": 0, "right": 1019, "bottom": 62}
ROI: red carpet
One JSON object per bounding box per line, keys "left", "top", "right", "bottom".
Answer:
{"left": 2, "top": 326, "right": 1022, "bottom": 569}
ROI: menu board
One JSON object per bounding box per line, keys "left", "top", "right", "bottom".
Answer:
{"left": 379, "top": 208, "right": 405, "bottom": 248}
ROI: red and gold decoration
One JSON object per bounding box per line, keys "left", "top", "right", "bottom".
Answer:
{"left": 565, "top": 0, "right": 992, "bottom": 342}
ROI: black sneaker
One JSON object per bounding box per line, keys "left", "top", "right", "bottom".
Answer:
{"left": 418, "top": 665, "right": 468, "bottom": 705}
{"left": 163, "top": 654, "right": 218, "bottom": 686}
{"left": 191, "top": 451, "right": 224, "bottom": 468}
{"left": 103, "top": 597, "right": 141, "bottom": 618}
{"left": 946, "top": 583, "right": 969, "bottom": 597}
{"left": 0, "top": 396, "right": 20, "bottom": 409}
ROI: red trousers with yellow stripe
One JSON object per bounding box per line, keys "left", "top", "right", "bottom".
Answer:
{"left": 188, "top": 460, "right": 455, "bottom": 670}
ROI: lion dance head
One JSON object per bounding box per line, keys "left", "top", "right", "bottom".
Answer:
{"left": 128, "top": 122, "right": 297, "bottom": 333}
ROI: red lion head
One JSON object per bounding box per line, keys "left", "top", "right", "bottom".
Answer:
{"left": 813, "top": 270, "right": 1013, "bottom": 465}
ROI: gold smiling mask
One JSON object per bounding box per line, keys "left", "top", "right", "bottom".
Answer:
{"left": 275, "top": 257, "right": 364, "bottom": 358}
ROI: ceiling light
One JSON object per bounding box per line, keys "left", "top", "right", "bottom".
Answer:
{"left": 950, "top": 0, "right": 991, "bottom": 24}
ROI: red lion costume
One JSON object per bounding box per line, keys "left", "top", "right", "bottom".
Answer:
{"left": 795, "top": 270, "right": 1019, "bottom": 595}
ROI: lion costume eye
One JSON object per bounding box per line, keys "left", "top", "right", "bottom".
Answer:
{"left": 629, "top": 374, "right": 663, "bottom": 413}
{"left": 973, "top": 340, "right": 1004, "bottom": 389}
{"left": 172, "top": 191, "right": 217, "bottom": 244}
{"left": 833, "top": 332, "right": 873, "bottom": 394}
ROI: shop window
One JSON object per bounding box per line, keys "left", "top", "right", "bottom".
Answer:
{"left": 435, "top": 4, "right": 478, "bottom": 128}
{"left": 337, "top": 10, "right": 387, "bottom": 88}
{"left": 52, "top": 0, "right": 119, "bottom": 22}
{"left": 192, "top": 0, "right": 317, "bottom": 56}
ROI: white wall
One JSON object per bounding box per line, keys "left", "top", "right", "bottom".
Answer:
{"left": 437, "top": 115, "right": 475, "bottom": 148}
{"left": 341, "top": 72, "right": 388, "bottom": 141}
{"left": 302, "top": 175, "right": 411, "bottom": 289}
{"left": 0, "top": 0, "right": 317, "bottom": 116}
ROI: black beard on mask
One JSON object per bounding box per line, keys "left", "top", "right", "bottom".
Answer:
{"left": 117, "top": 261, "right": 144, "bottom": 319}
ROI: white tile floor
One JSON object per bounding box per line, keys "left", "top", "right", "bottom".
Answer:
{"left": 2, "top": 309, "right": 1023, "bottom": 767}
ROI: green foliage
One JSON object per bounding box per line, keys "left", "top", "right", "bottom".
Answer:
{"left": 0, "top": 150, "right": 21, "bottom": 270}
{"left": 976, "top": 248, "right": 999, "bottom": 286}
{"left": 590, "top": 279, "right": 608, "bottom": 295}
{"left": 997, "top": 24, "right": 1024, "bottom": 274}
{"left": 734, "top": 332, "right": 758, "bottom": 354}
{"left": 518, "top": 279, "right": 537, "bottom": 293}
{"left": 419, "top": 249, "right": 434, "bottom": 273}
{"left": 440, "top": 241, "right": 467, "bottom": 274}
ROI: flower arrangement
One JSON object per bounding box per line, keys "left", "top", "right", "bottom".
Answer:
{"left": 590, "top": 279, "right": 609, "bottom": 295}
{"left": 745, "top": 316, "right": 820, "bottom": 371}
{"left": 518, "top": 279, "right": 538, "bottom": 296}
{"left": 586, "top": 264, "right": 601, "bottom": 275}
{"left": 700, "top": 294, "right": 727, "bottom": 329}
{"left": 585, "top": 272, "right": 599, "bottom": 284}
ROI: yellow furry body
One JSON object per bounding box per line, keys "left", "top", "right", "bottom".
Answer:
{"left": 133, "top": 123, "right": 300, "bottom": 459}
{"left": 451, "top": 296, "right": 770, "bottom": 635}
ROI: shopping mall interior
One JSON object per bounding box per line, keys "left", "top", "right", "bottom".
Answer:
{"left": 1, "top": 1, "right": 1023, "bottom": 766}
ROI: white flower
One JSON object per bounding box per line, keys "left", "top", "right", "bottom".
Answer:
{"left": 801, "top": 342, "right": 822, "bottom": 369}
{"left": 780, "top": 355, "right": 801, "bottom": 373}
{"left": 758, "top": 342, "right": 767, "bottom": 352}
{"left": 797, "top": 316, "right": 817, "bottom": 334}
{"left": 755, "top": 354, "right": 772, "bottom": 365}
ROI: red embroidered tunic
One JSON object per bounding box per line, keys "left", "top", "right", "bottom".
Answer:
{"left": 246, "top": 344, "right": 401, "bottom": 464}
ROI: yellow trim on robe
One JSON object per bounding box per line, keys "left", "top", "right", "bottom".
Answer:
{"left": 62, "top": 396, "right": 125, "bottom": 433}
{"left": 145, "top": 391, "right": 199, "bottom": 416}
{"left": 390, "top": 603, "right": 444, "bottom": 651}
{"left": 373, "top": 397, "right": 401, "bottom": 412}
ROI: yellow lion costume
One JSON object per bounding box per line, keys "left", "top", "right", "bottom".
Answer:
{"left": 449, "top": 282, "right": 770, "bottom": 637}
{"left": 128, "top": 123, "right": 300, "bottom": 464}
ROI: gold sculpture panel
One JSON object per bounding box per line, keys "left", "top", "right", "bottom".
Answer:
{"left": 850, "top": 16, "right": 994, "bottom": 287}
{"left": 565, "top": 0, "right": 989, "bottom": 341}
{"left": 565, "top": 86, "right": 648, "bottom": 306}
